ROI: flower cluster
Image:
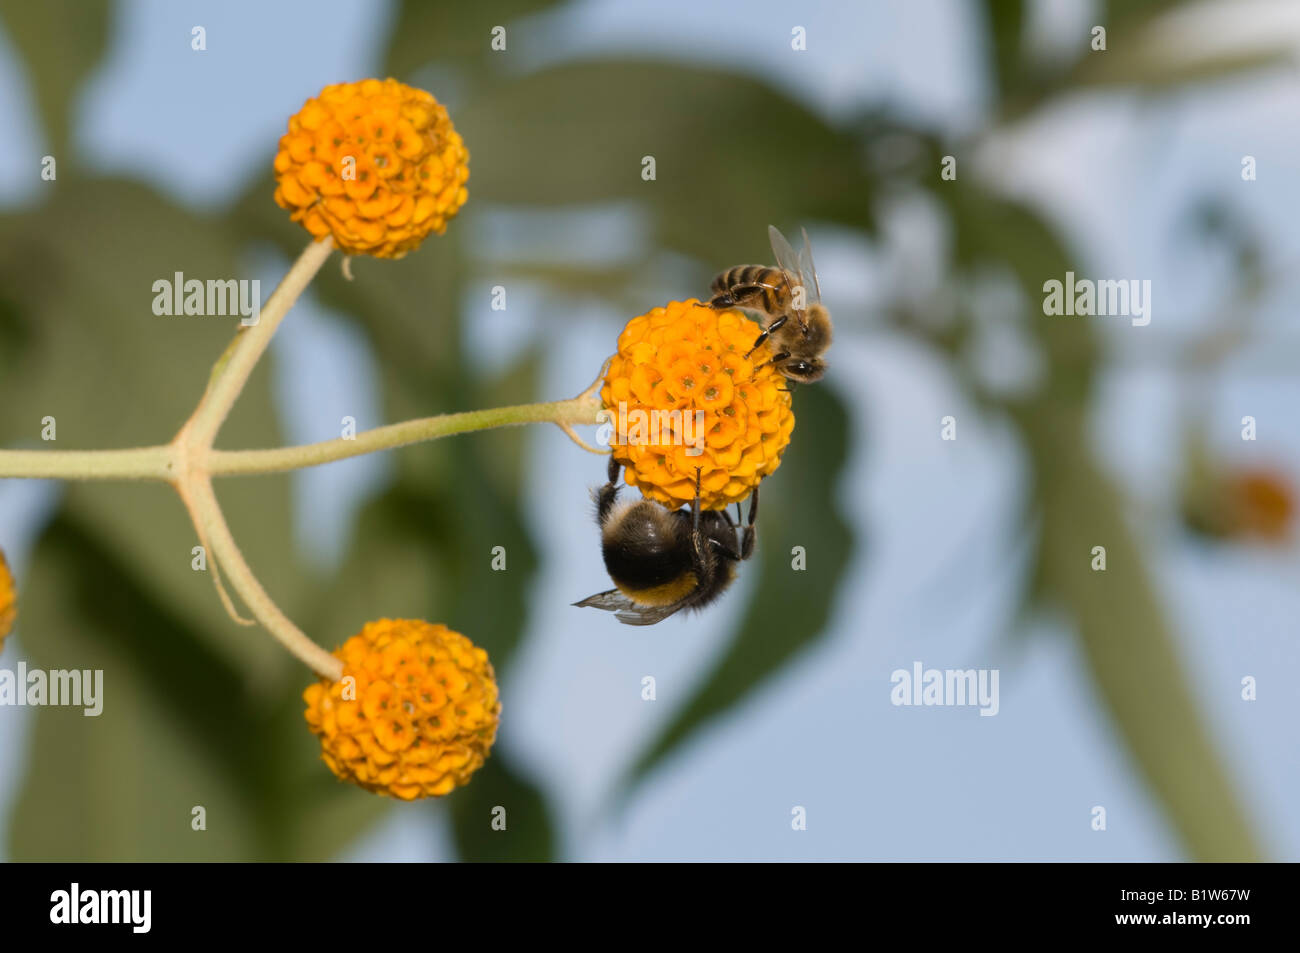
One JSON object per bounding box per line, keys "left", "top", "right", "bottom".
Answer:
{"left": 1183, "top": 467, "right": 1294, "bottom": 543}
{"left": 601, "top": 299, "right": 795, "bottom": 509}
{"left": 303, "top": 619, "right": 499, "bottom": 799}
{"left": 274, "top": 78, "right": 469, "bottom": 258}
{"left": 1227, "top": 470, "right": 1294, "bottom": 540}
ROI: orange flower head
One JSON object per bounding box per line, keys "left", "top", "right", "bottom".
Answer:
{"left": 601, "top": 299, "right": 795, "bottom": 509}
{"left": 0, "top": 549, "right": 14, "bottom": 651}
{"left": 274, "top": 78, "right": 469, "bottom": 259}
{"left": 303, "top": 619, "right": 499, "bottom": 799}
{"left": 1228, "top": 469, "right": 1294, "bottom": 541}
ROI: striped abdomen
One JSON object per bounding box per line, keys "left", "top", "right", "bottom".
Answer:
{"left": 709, "top": 265, "right": 791, "bottom": 316}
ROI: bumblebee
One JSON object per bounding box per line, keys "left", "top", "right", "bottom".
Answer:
{"left": 573, "top": 456, "right": 757, "bottom": 626}
{"left": 709, "top": 224, "right": 832, "bottom": 384}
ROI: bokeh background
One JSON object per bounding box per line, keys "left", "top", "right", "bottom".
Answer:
{"left": 0, "top": 0, "right": 1297, "bottom": 861}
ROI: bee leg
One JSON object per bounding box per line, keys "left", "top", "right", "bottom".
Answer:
{"left": 744, "top": 314, "right": 789, "bottom": 359}
{"left": 686, "top": 468, "right": 710, "bottom": 578}
{"left": 739, "top": 485, "right": 759, "bottom": 560}
{"left": 710, "top": 498, "right": 744, "bottom": 562}
{"left": 691, "top": 467, "right": 702, "bottom": 539}
{"left": 754, "top": 350, "right": 790, "bottom": 373}
{"left": 711, "top": 503, "right": 742, "bottom": 558}
{"left": 778, "top": 380, "right": 798, "bottom": 394}
{"left": 595, "top": 455, "right": 622, "bottom": 524}
{"left": 709, "top": 536, "right": 742, "bottom": 560}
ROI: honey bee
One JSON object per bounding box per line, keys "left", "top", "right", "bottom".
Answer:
{"left": 573, "top": 457, "right": 757, "bottom": 626}
{"left": 709, "top": 225, "right": 832, "bottom": 384}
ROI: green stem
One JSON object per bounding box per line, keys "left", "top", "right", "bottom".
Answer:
{"left": 182, "top": 236, "right": 335, "bottom": 450}
{"left": 185, "top": 475, "right": 343, "bottom": 681}
{"left": 0, "top": 446, "right": 173, "bottom": 481}
{"left": 0, "top": 396, "right": 604, "bottom": 482}
{"left": 208, "top": 396, "right": 603, "bottom": 476}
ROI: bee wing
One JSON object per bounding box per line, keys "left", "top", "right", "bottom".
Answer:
{"left": 573, "top": 589, "right": 687, "bottom": 626}
{"left": 767, "top": 225, "right": 807, "bottom": 315}
{"left": 798, "top": 227, "right": 822, "bottom": 304}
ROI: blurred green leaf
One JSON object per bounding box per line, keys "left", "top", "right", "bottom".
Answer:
{"left": 1103, "top": 0, "right": 1188, "bottom": 29}
{"left": 449, "top": 753, "right": 556, "bottom": 862}
{"left": 942, "top": 183, "right": 1096, "bottom": 402}
{"left": 306, "top": 488, "right": 448, "bottom": 643}
{"left": 0, "top": 0, "right": 110, "bottom": 161}
{"left": 938, "top": 177, "right": 1261, "bottom": 861}
{"left": 1015, "top": 404, "right": 1261, "bottom": 861}
{"left": 305, "top": 446, "right": 538, "bottom": 676}
{"left": 1073, "top": 44, "right": 1292, "bottom": 91}
{"left": 458, "top": 61, "right": 874, "bottom": 265}
{"left": 622, "top": 384, "right": 854, "bottom": 791}
{"left": 11, "top": 513, "right": 259, "bottom": 860}
{"left": 981, "top": 0, "right": 1027, "bottom": 98}
{"left": 0, "top": 179, "right": 244, "bottom": 451}
{"left": 438, "top": 447, "right": 539, "bottom": 671}
{"left": 997, "top": 1, "right": 1289, "bottom": 122}
{"left": 260, "top": 684, "right": 394, "bottom": 862}
{"left": 477, "top": 350, "right": 544, "bottom": 492}
{"left": 477, "top": 260, "right": 646, "bottom": 313}
{"left": 384, "top": 0, "right": 562, "bottom": 82}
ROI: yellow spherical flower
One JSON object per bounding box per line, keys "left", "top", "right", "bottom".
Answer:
{"left": 602, "top": 299, "right": 795, "bottom": 509}
{"left": 1228, "top": 469, "right": 1294, "bottom": 541}
{"left": 0, "top": 549, "right": 15, "bottom": 651}
{"left": 303, "top": 619, "right": 499, "bottom": 800}
{"left": 1183, "top": 466, "right": 1294, "bottom": 543}
{"left": 273, "top": 78, "right": 469, "bottom": 259}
